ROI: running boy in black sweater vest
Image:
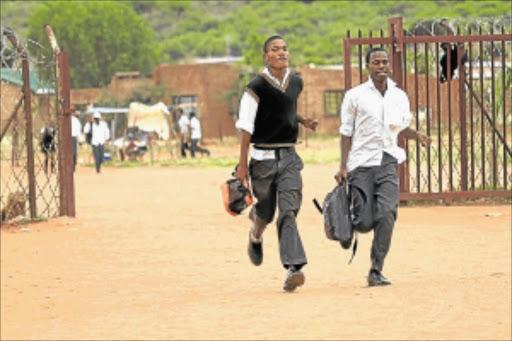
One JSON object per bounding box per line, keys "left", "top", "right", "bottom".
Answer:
{"left": 235, "top": 35, "right": 318, "bottom": 292}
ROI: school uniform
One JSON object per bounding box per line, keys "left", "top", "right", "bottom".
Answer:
{"left": 339, "top": 77, "right": 411, "bottom": 272}
{"left": 189, "top": 115, "right": 210, "bottom": 157}
{"left": 71, "top": 115, "right": 82, "bottom": 172}
{"left": 84, "top": 117, "right": 110, "bottom": 173}
{"left": 236, "top": 67, "right": 307, "bottom": 270}
{"left": 178, "top": 114, "right": 190, "bottom": 157}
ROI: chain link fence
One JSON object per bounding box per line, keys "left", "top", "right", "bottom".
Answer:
{"left": 1, "top": 26, "right": 61, "bottom": 223}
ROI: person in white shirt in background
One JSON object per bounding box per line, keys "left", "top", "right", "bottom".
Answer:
{"left": 335, "top": 47, "right": 431, "bottom": 287}
{"left": 176, "top": 107, "right": 190, "bottom": 157}
{"left": 83, "top": 111, "right": 110, "bottom": 173}
{"left": 189, "top": 112, "right": 210, "bottom": 157}
{"left": 71, "top": 111, "right": 82, "bottom": 172}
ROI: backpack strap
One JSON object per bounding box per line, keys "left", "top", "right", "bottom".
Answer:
{"left": 312, "top": 198, "right": 323, "bottom": 214}
{"left": 348, "top": 232, "right": 358, "bottom": 264}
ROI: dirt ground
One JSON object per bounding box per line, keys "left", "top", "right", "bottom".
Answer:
{"left": 1, "top": 162, "right": 511, "bottom": 340}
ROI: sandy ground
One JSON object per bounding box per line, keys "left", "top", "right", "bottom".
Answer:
{"left": 1, "top": 164, "right": 511, "bottom": 340}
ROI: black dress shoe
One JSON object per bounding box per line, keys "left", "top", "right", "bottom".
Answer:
{"left": 283, "top": 268, "right": 305, "bottom": 292}
{"left": 247, "top": 231, "right": 263, "bottom": 266}
{"left": 367, "top": 269, "right": 391, "bottom": 286}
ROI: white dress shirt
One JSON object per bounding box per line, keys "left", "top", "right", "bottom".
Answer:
{"left": 84, "top": 121, "right": 110, "bottom": 146}
{"left": 71, "top": 116, "right": 82, "bottom": 142}
{"left": 178, "top": 115, "right": 190, "bottom": 135}
{"left": 235, "top": 67, "right": 291, "bottom": 160}
{"left": 339, "top": 78, "right": 411, "bottom": 172}
{"left": 190, "top": 116, "right": 202, "bottom": 140}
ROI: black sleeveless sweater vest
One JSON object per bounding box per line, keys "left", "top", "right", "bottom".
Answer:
{"left": 246, "top": 73, "right": 303, "bottom": 144}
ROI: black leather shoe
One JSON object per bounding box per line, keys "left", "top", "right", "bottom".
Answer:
{"left": 283, "top": 268, "right": 305, "bottom": 292}
{"left": 247, "top": 231, "right": 263, "bottom": 266}
{"left": 367, "top": 269, "right": 391, "bottom": 286}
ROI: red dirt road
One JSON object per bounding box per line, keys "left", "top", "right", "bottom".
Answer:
{"left": 1, "top": 165, "right": 511, "bottom": 340}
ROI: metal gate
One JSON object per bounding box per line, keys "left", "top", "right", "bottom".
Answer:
{"left": 0, "top": 25, "right": 74, "bottom": 224}
{"left": 343, "top": 17, "right": 511, "bottom": 202}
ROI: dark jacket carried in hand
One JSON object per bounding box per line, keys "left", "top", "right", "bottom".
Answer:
{"left": 314, "top": 179, "right": 358, "bottom": 263}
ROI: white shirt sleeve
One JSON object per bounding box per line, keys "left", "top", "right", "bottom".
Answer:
{"left": 400, "top": 94, "right": 411, "bottom": 131}
{"left": 339, "top": 90, "right": 356, "bottom": 136}
{"left": 77, "top": 121, "right": 83, "bottom": 143}
{"left": 103, "top": 122, "right": 110, "bottom": 141}
{"left": 235, "top": 92, "right": 258, "bottom": 135}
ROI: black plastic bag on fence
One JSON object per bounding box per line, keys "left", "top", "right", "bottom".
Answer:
{"left": 313, "top": 178, "right": 357, "bottom": 263}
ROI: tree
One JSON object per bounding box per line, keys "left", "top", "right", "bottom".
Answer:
{"left": 27, "top": 1, "right": 160, "bottom": 88}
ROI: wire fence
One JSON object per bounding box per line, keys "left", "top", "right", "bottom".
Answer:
{"left": 1, "top": 26, "right": 61, "bottom": 223}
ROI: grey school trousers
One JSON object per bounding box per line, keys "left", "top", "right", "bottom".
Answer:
{"left": 92, "top": 144, "right": 104, "bottom": 173}
{"left": 348, "top": 153, "right": 399, "bottom": 272}
{"left": 249, "top": 147, "right": 307, "bottom": 270}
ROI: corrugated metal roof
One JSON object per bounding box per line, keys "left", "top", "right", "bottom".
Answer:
{"left": 0, "top": 68, "right": 55, "bottom": 94}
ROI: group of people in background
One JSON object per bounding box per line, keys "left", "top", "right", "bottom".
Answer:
{"left": 175, "top": 108, "right": 210, "bottom": 158}
{"left": 41, "top": 106, "right": 210, "bottom": 176}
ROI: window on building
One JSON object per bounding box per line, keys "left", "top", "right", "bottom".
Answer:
{"left": 172, "top": 95, "right": 198, "bottom": 115}
{"left": 172, "top": 95, "right": 199, "bottom": 129}
{"left": 324, "top": 90, "right": 345, "bottom": 117}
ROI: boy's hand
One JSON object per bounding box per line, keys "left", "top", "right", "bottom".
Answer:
{"left": 302, "top": 118, "right": 318, "bottom": 131}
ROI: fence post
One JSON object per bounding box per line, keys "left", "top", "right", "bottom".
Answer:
{"left": 45, "top": 24, "right": 75, "bottom": 217}
{"left": 59, "top": 52, "right": 75, "bottom": 216}
{"left": 458, "top": 42, "right": 468, "bottom": 191}
{"left": 22, "top": 54, "right": 37, "bottom": 219}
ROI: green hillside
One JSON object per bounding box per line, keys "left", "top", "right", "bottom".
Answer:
{"left": 1, "top": 0, "right": 510, "bottom": 87}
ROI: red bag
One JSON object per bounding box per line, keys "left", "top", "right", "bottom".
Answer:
{"left": 221, "top": 178, "right": 253, "bottom": 216}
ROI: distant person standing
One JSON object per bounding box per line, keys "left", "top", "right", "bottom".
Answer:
{"left": 176, "top": 108, "right": 190, "bottom": 157}
{"left": 189, "top": 112, "right": 210, "bottom": 157}
{"left": 71, "top": 111, "right": 82, "bottom": 172}
{"left": 40, "top": 124, "right": 56, "bottom": 175}
{"left": 83, "top": 112, "right": 110, "bottom": 173}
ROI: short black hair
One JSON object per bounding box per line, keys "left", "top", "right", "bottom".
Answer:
{"left": 263, "top": 35, "right": 284, "bottom": 53}
{"left": 189, "top": 112, "right": 196, "bottom": 118}
{"left": 365, "top": 47, "right": 388, "bottom": 65}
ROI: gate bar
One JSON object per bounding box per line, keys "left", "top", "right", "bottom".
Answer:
{"left": 0, "top": 94, "right": 23, "bottom": 141}
{"left": 502, "top": 27, "right": 508, "bottom": 189}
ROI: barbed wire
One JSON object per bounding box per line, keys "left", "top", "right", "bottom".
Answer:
{"left": 1, "top": 25, "right": 55, "bottom": 69}
{"left": 409, "top": 16, "right": 512, "bottom": 36}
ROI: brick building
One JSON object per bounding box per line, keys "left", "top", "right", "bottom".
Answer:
{"left": 69, "top": 62, "right": 465, "bottom": 140}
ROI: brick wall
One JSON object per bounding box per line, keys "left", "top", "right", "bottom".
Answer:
{"left": 297, "top": 65, "right": 364, "bottom": 135}
{"left": 70, "top": 88, "right": 103, "bottom": 106}
{"left": 153, "top": 63, "right": 238, "bottom": 139}
{"left": 69, "top": 63, "right": 467, "bottom": 139}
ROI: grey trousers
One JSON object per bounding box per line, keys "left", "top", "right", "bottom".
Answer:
{"left": 249, "top": 147, "right": 307, "bottom": 270}
{"left": 348, "top": 153, "right": 399, "bottom": 272}
{"left": 72, "top": 137, "right": 78, "bottom": 172}
{"left": 92, "top": 144, "right": 104, "bottom": 173}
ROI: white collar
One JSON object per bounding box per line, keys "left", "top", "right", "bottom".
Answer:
{"left": 367, "top": 77, "right": 397, "bottom": 92}
{"left": 263, "top": 67, "right": 290, "bottom": 87}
